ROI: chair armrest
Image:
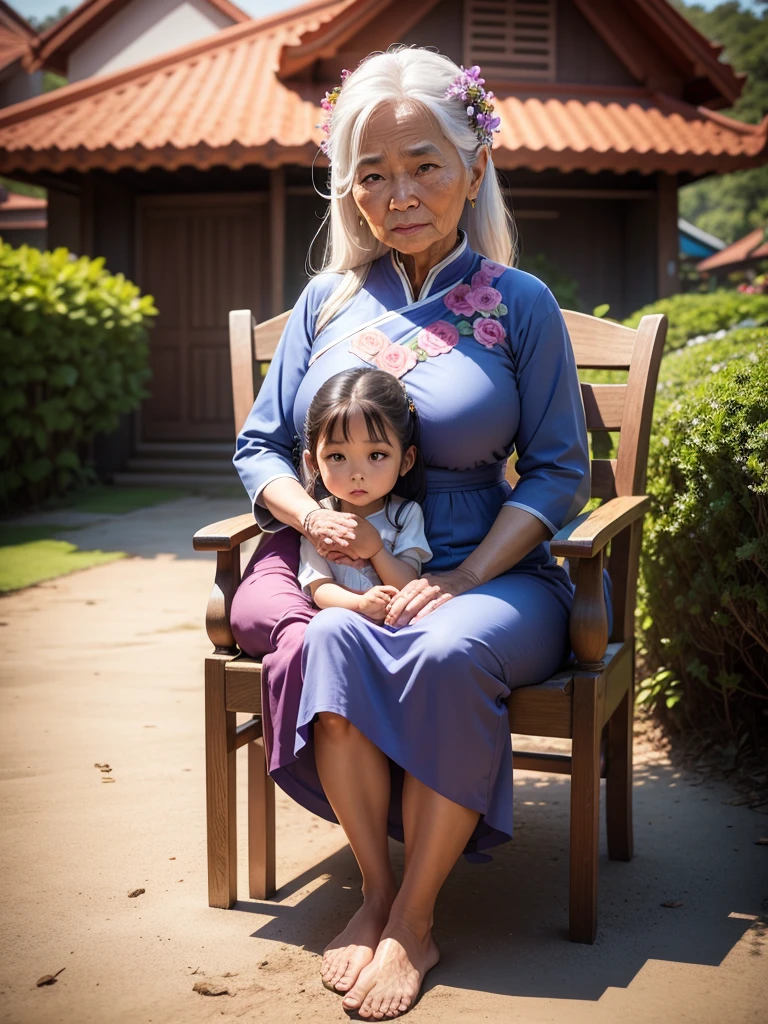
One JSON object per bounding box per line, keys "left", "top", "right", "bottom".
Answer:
{"left": 193, "top": 514, "right": 262, "bottom": 552}
{"left": 550, "top": 495, "right": 649, "bottom": 560}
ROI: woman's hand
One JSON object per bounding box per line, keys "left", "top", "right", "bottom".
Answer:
{"left": 344, "top": 516, "right": 384, "bottom": 561}
{"left": 384, "top": 566, "right": 481, "bottom": 627}
{"left": 304, "top": 508, "right": 360, "bottom": 561}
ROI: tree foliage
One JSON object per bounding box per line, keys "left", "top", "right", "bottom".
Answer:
{"left": 674, "top": 1, "right": 768, "bottom": 244}
{"left": 26, "top": 6, "right": 72, "bottom": 33}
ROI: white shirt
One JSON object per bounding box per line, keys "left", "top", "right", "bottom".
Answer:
{"left": 298, "top": 495, "right": 432, "bottom": 599}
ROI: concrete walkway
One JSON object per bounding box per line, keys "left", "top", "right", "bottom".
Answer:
{"left": 0, "top": 496, "right": 766, "bottom": 1023}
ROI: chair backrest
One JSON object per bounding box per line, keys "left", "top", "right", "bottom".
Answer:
{"left": 229, "top": 305, "right": 667, "bottom": 642}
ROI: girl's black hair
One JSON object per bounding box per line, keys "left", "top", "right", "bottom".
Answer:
{"left": 302, "top": 367, "right": 427, "bottom": 530}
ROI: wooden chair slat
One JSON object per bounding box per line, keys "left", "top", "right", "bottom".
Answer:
{"left": 253, "top": 311, "right": 290, "bottom": 362}
{"left": 581, "top": 383, "right": 626, "bottom": 431}
{"left": 562, "top": 310, "right": 636, "bottom": 369}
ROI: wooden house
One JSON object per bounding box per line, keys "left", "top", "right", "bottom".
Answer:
{"left": 0, "top": 0, "right": 765, "bottom": 477}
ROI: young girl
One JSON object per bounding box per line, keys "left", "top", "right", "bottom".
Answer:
{"left": 298, "top": 367, "right": 432, "bottom": 622}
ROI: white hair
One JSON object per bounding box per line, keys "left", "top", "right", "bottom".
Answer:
{"left": 311, "top": 46, "right": 517, "bottom": 334}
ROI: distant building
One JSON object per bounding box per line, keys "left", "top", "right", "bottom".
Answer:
{"left": 28, "top": 0, "right": 250, "bottom": 82}
{"left": 678, "top": 219, "right": 725, "bottom": 262}
{"left": 697, "top": 226, "right": 768, "bottom": 280}
{"left": 0, "top": 0, "right": 765, "bottom": 473}
{"left": 0, "top": 0, "right": 40, "bottom": 107}
{"left": 0, "top": 186, "right": 47, "bottom": 246}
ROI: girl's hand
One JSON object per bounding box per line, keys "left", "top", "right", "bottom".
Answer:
{"left": 358, "top": 585, "right": 400, "bottom": 621}
{"left": 384, "top": 567, "right": 481, "bottom": 627}
{"left": 345, "top": 516, "right": 385, "bottom": 561}
{"left": 305, "top": 508, "right": 359, "bottom": 560}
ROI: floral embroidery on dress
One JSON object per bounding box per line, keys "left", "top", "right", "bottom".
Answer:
{"left": 349, "top": 258, "right": 509, "bottom": 379}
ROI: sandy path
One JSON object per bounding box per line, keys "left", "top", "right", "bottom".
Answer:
{"left": 1, "top": 521, "right": 766, "bottom": 1023}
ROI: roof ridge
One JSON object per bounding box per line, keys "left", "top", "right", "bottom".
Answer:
{"left": 1, "top": 0, "right": 345, "bottom": 130}
{"left": 631, "top": 0, "right": 745, "bottom": 105}
{"left": 0, "top": 0, "right": 35, "bottom": 40}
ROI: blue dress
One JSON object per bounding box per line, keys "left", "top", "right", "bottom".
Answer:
{"left": 234, "top": 232, "right": 592, "bottom": 857}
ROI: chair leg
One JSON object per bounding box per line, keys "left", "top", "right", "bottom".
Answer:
{"left": 205, "top": 655, "right": 237, "bottom": 908}
{"left": 570, "top": 673, "right": 602, "bottom": 943}
{"left": 248, "top": 731, "right": 276, "bottom": 899}
{"left": 606, "top": 683, "right": 634, "bottom": 862}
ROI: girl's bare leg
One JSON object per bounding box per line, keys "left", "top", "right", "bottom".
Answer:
{"left": 342, "top": 772, "right": 480, "bottom": 1018}
{"left": 313, "top": 712, "right": 399, "bottom": 993}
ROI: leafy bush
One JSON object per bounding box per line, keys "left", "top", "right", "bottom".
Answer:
{"left": 636, "top": 342, "right": 768, "bottom": 754}
{"left": 623, "top": 290, "right": 768, "bottom": 352}
{"left": 0, "top": 242, "right": 156, "bottom": 506}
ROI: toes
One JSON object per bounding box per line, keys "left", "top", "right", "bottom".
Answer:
{"left": 333, "top": 965, "right": 356, "bottom": 992}
{"left": 342, "top": 982, "right": 366, "bottom": 1011}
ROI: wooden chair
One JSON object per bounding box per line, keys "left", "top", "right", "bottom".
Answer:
{"left": 193, "top": 305, "right": 666, "bottom": 943}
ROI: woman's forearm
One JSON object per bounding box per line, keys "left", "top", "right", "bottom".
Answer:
{"left": 259, "top": 476, "right": 321, "bottom": 533}
{"left": 460, "top": 505, "right": 550, "bottom": 585}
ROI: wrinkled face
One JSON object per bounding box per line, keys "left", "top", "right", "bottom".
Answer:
{"left": 306, "top": 408, "right": 416, "bottom": 508}
{"left": 351, "top": 102, "right": 482, "bottom": 256}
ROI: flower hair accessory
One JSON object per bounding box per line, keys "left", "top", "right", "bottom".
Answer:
{"left": 444, "top": 64, "right": 500, "bottom": 148}
{"left": 316, "top": 68, "right": 350, "bottom": 156}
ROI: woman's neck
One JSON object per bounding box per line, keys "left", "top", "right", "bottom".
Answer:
{"left": 397, "top": 231, "right": 461, "bottom": 298}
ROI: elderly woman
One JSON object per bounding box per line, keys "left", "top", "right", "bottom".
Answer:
{"left": 231, "top": 47, "right": 590, "bottom": 1019}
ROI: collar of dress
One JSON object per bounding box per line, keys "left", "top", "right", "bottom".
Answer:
{"left": 387, "top": 230, "right": 473, "bottom": 304}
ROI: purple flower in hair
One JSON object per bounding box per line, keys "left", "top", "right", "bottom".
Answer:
{"left": 444, "top": 63, "right": 501, "bottom": 148}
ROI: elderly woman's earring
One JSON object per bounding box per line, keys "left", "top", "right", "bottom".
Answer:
{"left": 358, "top": 215, "right": 364, "bottom": 226}
{"left": 469, "top": 197, "right": 476, "bottom": 209}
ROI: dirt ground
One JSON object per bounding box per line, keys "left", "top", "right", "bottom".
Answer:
{"left": 1, "top": 496, "right": 767, "bottom": 1024}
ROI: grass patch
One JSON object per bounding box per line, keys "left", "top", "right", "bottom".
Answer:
{"left": 0, "top": 524, "right": 126, "bottom": 593}
{"left": 69, "top": 484, "right": 192, "bottom": 515}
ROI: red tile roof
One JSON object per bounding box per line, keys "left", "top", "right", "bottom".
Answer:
{"left": 0, "top": 191, "right": 47, "bottom": 210}
{"left": 0, "top": 0, "right": 765, "bottom": 177}
{"left": 697, "top": 227, "right": 768, "bottom": 272}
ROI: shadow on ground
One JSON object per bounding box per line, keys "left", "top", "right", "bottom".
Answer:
{"left": 236, "top": 759, "right": 765, "bottom": 1003}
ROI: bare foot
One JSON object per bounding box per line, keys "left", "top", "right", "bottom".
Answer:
{"left": 322, "top": 890, "right": 396, "bottom": 994}
{"left": 341, "top": 919, "right": 440, "bottom": 1019}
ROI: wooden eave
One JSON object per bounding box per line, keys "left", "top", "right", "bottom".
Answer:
{"left": 628, "top": 0, "right": 745, "bottom": 107}
{"left": 278, "top": 0, "right": 440, "bottom": 78}
{"left": 0, "top": 0, "right": 36, "bottom": 41}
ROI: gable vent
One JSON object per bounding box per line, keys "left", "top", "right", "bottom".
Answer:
{"left": 464, "top": 0, "right": 556, "bottom": 81}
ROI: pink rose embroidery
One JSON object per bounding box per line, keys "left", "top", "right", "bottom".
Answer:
{"left": 473, "top": 317, "right": 507, "bottom": 348}
{"left": 468, "top": 285, "right": 503, "bottom": 313}
{"left": 417, "top": 320, "right": 460, "bottom": 355}
{"left": 375, "top": 344, "right": 419, "bottom": 378}
{"left": 444, "top": 283, "right": 475, "bottom": 317}
{"left": 350, "top": 327, "right": 390, "bottom": 360}
{"left": 471, "top": 269, "right": 494, "bottom": 288}
{"left": 481, "top": 259, "right": 507, "bottom": 279}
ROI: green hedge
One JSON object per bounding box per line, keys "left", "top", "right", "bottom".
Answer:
{"left": 636, "top": 332, "right": 768, "bottom": 752}
{"left": 0, "top": 242, "right": 156, "bottom": 506}
{"left": 623, "top": 290, "right": 768, "bottom": 352}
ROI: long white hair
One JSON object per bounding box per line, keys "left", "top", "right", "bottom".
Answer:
{"left": 312, "top": 46, "right": 517, "bottom": 334}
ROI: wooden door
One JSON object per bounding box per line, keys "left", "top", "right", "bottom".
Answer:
{"left": 136, "top": 194, "right": 270, "bottom": 443}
